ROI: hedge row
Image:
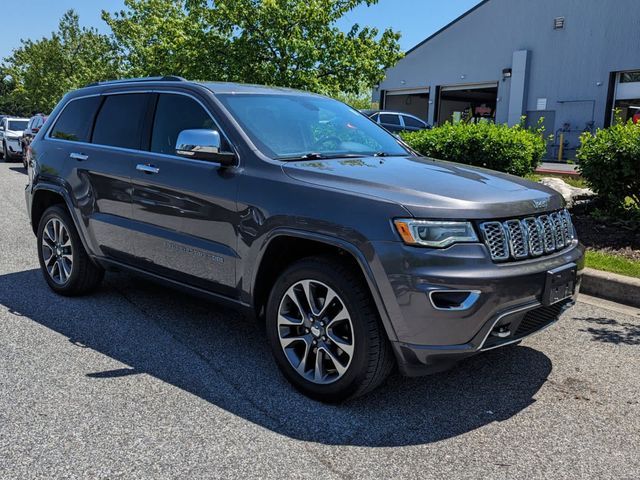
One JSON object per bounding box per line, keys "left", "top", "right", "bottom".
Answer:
{"left": 401, "top": 121, "right": 546, "bottom": 177}
{"left": 577, "top": 121, "right": 640, "bottom": 214}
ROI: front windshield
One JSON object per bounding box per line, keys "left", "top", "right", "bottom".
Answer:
{"left": 217, "top": 94, "right": 409, "bottom": 159}
{"left": 8, "top": 120, "right": 28, "bottom": 131}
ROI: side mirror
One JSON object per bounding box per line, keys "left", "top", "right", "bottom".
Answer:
{"left": 0, "top": 125, "right": 4, "bottom": 131}
{"left": 175, "top": 129, "right": 237, "bottom": 166}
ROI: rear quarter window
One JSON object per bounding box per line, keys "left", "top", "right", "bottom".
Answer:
{"left": 51, "top": 96, "right": 102, "bottom": 142}
{"left": 403, "top": 116, "right": 426, "bottom": 129}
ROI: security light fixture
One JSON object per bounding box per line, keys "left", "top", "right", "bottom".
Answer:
{"left": 502, "top": 68, "right": 512, "bottom": 80}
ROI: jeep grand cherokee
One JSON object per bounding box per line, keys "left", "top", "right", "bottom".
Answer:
{"left": 25, "top": 77, "right": 584, "bottom": 402}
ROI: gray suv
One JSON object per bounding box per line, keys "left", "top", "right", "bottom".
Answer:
{"left": 25, "top": 77, "right": 584, "bottom": 402}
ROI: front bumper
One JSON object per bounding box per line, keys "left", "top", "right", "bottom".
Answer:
{"left": 5, "top": 138, "right": 23, "bottom": 157}
{"left": 370, "top": 240, "right": 584, "bottom": 376}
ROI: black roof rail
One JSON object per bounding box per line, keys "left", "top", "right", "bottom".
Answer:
{"left": 85, "top": 76, "right": 187, "bottom": 87}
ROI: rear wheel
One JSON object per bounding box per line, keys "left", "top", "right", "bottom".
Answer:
{"left": 37, "top": 205, "right": 104, "bottom": 296}
{"left": 266, "top": 256, "right": 394, "bottom": 402}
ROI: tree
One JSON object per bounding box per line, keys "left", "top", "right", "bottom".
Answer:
{"left": 103, "top": 0, "right": 402, "bottom": 95}
{"left": 3, "top": 11, "right": 121, "bottom": 113}
{"left": 0, "top": 71, "right": 31, "bottom": 116}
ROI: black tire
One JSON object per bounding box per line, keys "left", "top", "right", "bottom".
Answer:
{"left": 266, "top": 256, "right": 394, "bottom": 403}
{"left": 37, "top": 205, "right": 104, "bottom": 296}
{"left": 1, "top": 141, "right": 6, "bottom": 160}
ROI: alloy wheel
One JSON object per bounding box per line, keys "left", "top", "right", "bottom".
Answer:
{"left": 277, "top": 279, "right": 355, "bottom": 384}
{"left": 41, "top": 218, "right": 74, "bottom": 285}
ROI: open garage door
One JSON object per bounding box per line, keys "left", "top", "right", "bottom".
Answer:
{"left": 612, "top": 71, "right": 640, "bottom": 124}
{"left": 437, "top": 82, "right": 498, "bottom": 125}
{"left": 383, "top": 88, "right": 430, "bottom": 122}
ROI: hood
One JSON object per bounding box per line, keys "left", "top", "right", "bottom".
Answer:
{"left": 5, "top": 129, "right": 24, "bottom": 137}
{"left": 282, "top": 156, "right": 564, "bottom": 219}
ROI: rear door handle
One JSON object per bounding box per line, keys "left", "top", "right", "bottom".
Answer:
{"left": 136, "top": 164, "right": 160, "bottom": 174}
{"left": 70, "top": 152, "right": 89, "bottom": 161}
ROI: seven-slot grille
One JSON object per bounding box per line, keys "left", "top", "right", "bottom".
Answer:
{"left": 479, "top": 209, "right": 575, "bottom": 262}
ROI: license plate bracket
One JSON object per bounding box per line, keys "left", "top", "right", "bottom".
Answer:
{"left": 542, "top": 263, "right": 577, "bottom": 306}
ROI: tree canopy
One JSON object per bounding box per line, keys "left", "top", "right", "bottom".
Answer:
{"left": 2, "top": 11, "right": 121, "bottom": 113}
{"left": 0, "top": 1, "right": 402, "bottom": 114}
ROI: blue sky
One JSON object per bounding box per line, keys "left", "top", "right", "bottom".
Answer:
{"left": 0, "top": 0, "right": 483, "bottom": 60}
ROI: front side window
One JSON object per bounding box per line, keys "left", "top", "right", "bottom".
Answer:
{"left": 379, "top": 114, "right": 401, "bottom": 126}
{"left": 151, "top": 94, "right": 225, "bottom": 156}
{"left": 217, "top": 94, "right": 408, "bottom": 159}
{"left": 51, "top": 96, "right": 102, "bottom": 142}
{"left": 92, "top": 93, "right": 150, "bottom": 150}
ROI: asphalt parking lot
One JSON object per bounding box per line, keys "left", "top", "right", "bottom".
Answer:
{"left": 0, "top": 161, "right": 639, "bottom": 479}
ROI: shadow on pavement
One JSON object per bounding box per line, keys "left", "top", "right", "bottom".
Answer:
{"left": 0, "top": 268, "right": 553, "bottom": 447}
{"left": 577, "top": 317, "right": 640, "bottom": 345}
{"left": 7, "top": 166, "right": 27, "bottom": 175}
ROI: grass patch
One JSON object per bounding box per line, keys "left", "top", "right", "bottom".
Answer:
{"left": 524, "top": 173, "right": 588, "bottom": 189}
{"left": 585, "top": 250, "right": 640, "bottom": 279}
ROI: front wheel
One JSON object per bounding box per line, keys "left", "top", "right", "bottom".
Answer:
{"left": 266, "top": 256, "right": 394, "bottom": 402}
{"left": 37, "top": 205, "right": 104, "bottom": 296}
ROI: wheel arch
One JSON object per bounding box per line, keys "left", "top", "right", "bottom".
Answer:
{"left": 251, "top": 229, "right": 398, "bottom": 342}
{"left": 30, "top": 185, "right": 94, "bottom": 258}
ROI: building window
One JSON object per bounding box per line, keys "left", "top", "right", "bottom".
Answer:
{"left": 620, "top": 71, "right": 640, "bottom": 83}
{"left": 553, "top": 17, "right": 565, "bottom": 29}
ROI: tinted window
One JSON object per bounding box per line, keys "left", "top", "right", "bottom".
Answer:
{"left": 379, "top": 114, "right": 401, "bottom": 126}
{"left": 92, "top": 94, "right": 150, "bottom": 150}
{"left": 403, "top": 116, "right": 425, "bottom": 128}
{"left": 151, "top": 94, "right": 221, "bottom": 155}
{"left": 51, "top": 96, "right": 101, "bottom": 142}
{"left": 8, "top": 120, "right": 28, "bottom": 131}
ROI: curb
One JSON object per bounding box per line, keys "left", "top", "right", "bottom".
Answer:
{"left": 535, "top": 168, "right": 580, "bottom": 177}
{"left": 580, "top": 268, "right": 640, "bottom": 308}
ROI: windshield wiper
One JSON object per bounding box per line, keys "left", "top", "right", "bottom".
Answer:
{"left": 279, "top": 153, "right": 367, "bottom": 161}
{"left": 373, "top": 152, "right": 405, "bottom": 157}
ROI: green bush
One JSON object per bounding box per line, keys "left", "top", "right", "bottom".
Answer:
{"left": 577, "top": 121, "right": 640, "bottom": 214}
{"left": 401, "top": 121, "right": 546, "bottom": 176}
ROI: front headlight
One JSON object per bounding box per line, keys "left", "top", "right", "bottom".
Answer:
{"left": 394, "top": 219, "right": 479, "bottom": 248}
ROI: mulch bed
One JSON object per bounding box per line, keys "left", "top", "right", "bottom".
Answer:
{"left": 572, "top": 213, "right": 640, "bottom": 262}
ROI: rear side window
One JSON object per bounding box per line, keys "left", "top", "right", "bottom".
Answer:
{"left": 92, "top": 94, "right": 150, "bottom": 150}
{"left": 150, "top": 94, "right": 222, "bottom": 156}
{"left": 51, "top": 96, "right": 101, "bottom": 142}
{"left": 379, "top": 114, "right": 400, "bottom": 126}
{"left": 403, "top": 115, "right": 426, "bottom": 128}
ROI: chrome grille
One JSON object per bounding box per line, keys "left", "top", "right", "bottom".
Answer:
{"left": 522, "top": 217, "right": 544, "bottom": 256}
{"left": 504, "top": 220, "right": 528, "bottom": 259}
{"left": 560, "top": 210, "right": 574, "bottom": 247}
{"left": 479, "top": 209, "right": 575, "bottom": 262}
{"left": 479, "top": 221, "right": 509, "bottom": 261}
{"left": 550, "top": 212, "right": 565, "bottom": 247}
{"left": 537, "top": 215, "right": 556, "bottom": 253}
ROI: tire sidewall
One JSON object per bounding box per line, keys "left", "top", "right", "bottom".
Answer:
{"left": 266, "top": 260, "right": 375, "bottom": 402}
{"left": 37, "top": 206, "right": 83, "bottom": 294}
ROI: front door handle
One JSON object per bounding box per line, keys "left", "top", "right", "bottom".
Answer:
{"left": 70, "top": 152, "right": 89, "bottom": 161}
{"left": 136, "top": 163, "right": 160, "bottom": 174}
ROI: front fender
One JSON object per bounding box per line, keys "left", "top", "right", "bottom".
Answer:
{"left": 248, "top": 228, "right": 399, "bottom": 342}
